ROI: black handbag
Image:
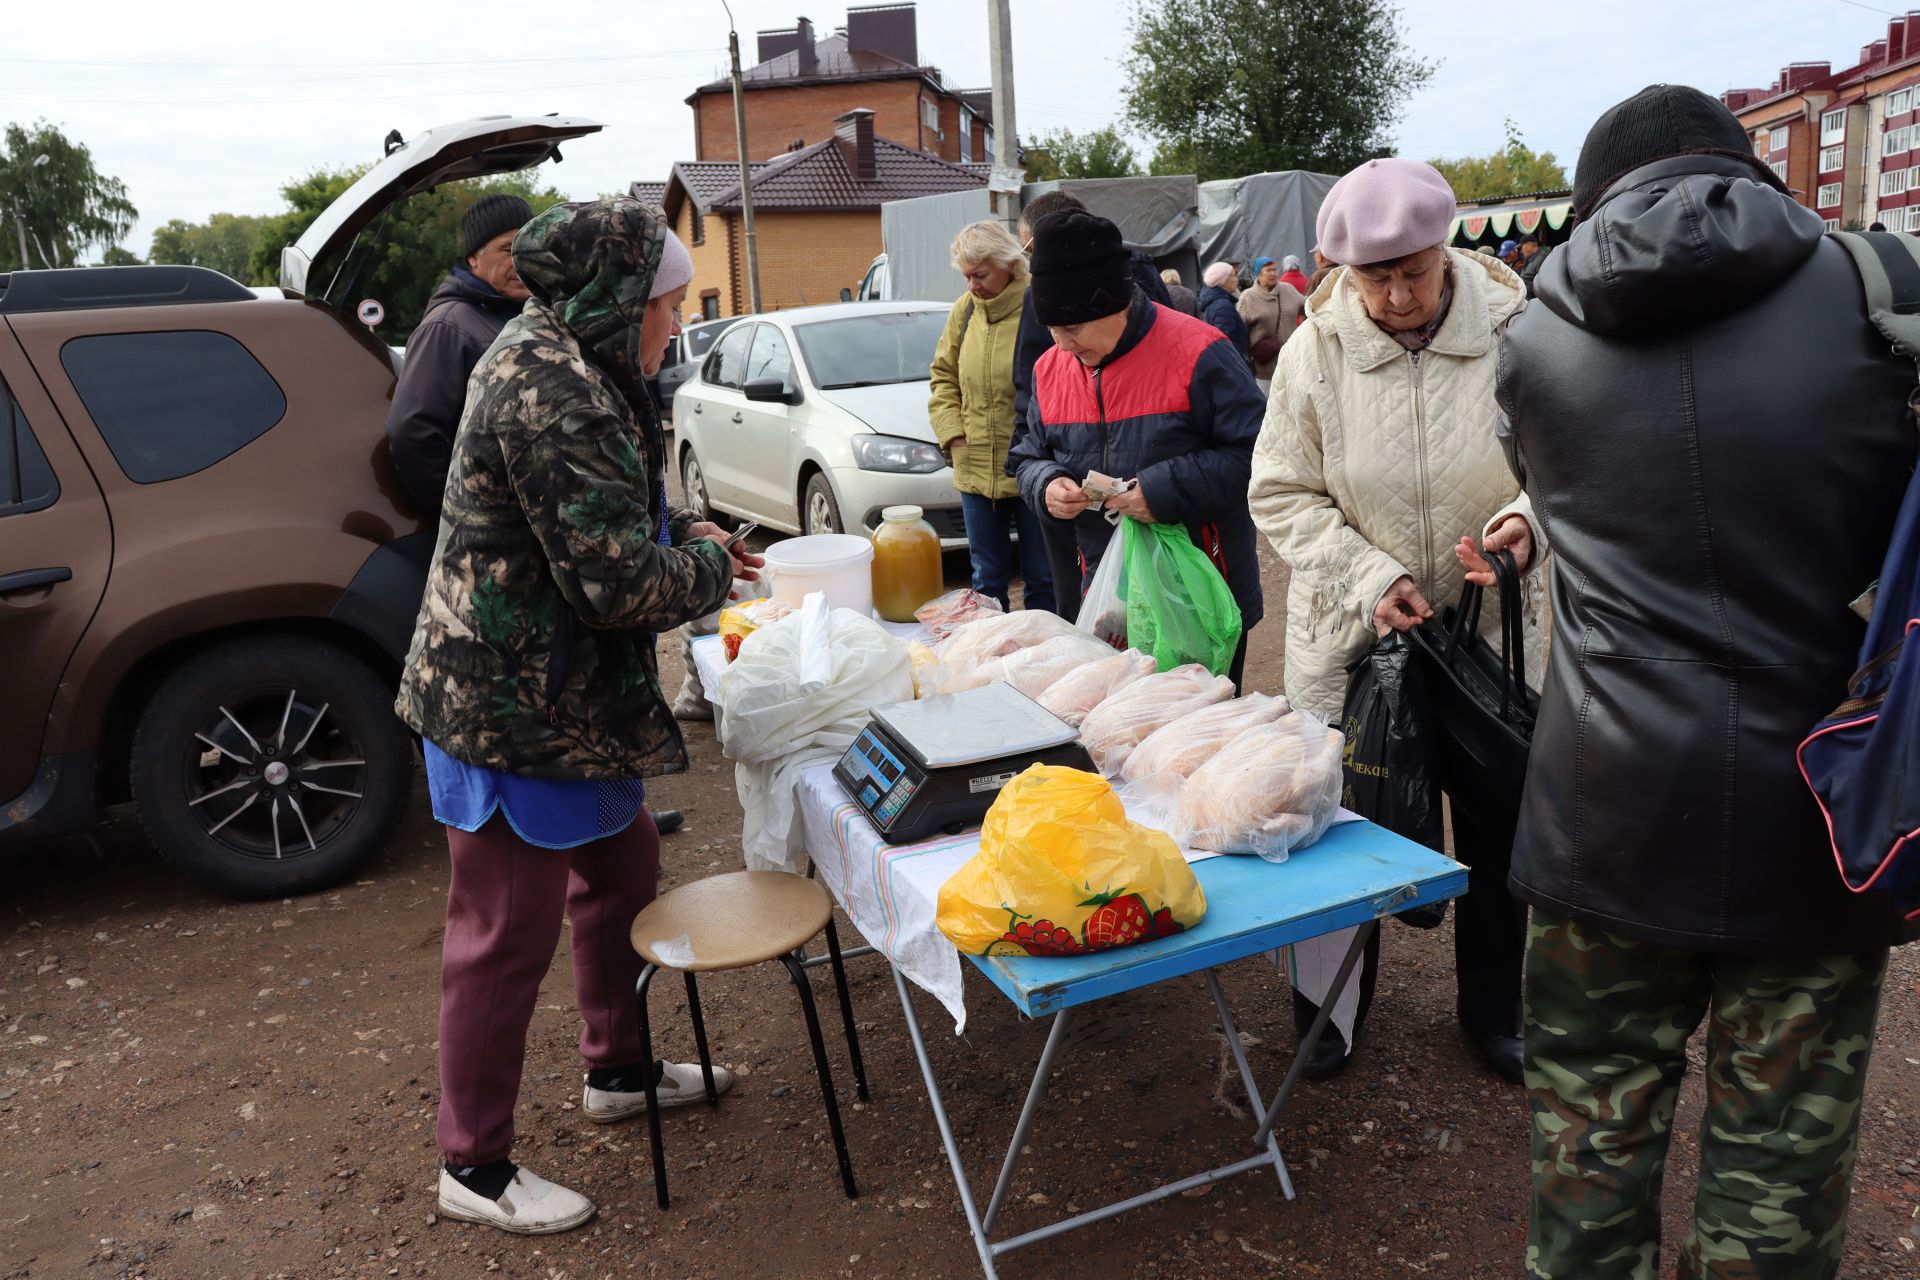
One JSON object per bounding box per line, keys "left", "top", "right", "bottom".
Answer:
{"left": 1407, "top": 548, "right": 1539, "bottom": 834}
{"left": 1339, "top": 631, "right": 1449, "bottom": 928}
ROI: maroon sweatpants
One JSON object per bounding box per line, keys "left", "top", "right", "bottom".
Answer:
{"left": 436, "top": 812, "right": 660, "bottom": 1166}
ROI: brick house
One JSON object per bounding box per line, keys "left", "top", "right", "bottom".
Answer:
{"left": 650, "top": 109, "right": 985, "bottom": 319}
{"left": 686, "top": 4, "right": 993, "bottom": 165}
{"left": 1725, "top": 11, "right": 1920, "bottom": 231}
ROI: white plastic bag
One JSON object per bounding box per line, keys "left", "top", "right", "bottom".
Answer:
{"left": 718, "top": 607, "right": 913, "bottom": 872}
{"left": 1124, "top": 693, "right": 1293, "bottom": 791}
{"left": 982, "top": 633, "right": 1117, "bottom": 699}
{"left": 673, "top": 576, "right": 769, "bottom": 721}
{"left": 1037, "top": 648, "right": 1158, "bottom": 727}
{"left": 1173, "top": 713, "right": 1345, "bottom": 862}
{"left": 1078, "top": 663, "right": 1235, "bottom": 777}
{"left": 915, "top": 588, "right": 1004, "bottom": 644}
{"left": 1074, "top": 521, "right": 1127, "bottom": 650}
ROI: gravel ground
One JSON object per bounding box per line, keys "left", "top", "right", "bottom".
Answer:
{"left": 4, "top": 514, "right": 1918, "bottom": 1280}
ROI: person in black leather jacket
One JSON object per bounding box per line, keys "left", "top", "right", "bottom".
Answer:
{"left": 1487, "top": 84, "right": 1916, "bottom": 1280}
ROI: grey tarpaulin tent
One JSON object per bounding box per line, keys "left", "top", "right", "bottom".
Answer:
{"left": 877, "top": 169, "right": 1335, "bottom": 301}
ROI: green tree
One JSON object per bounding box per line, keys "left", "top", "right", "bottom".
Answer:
{"left": 1024, "top": 126, "right": 1142, "bottom": 181}
{"left": 0, "top": 120, "right": 137, "bottom": 271}
{"left": 149, "top": 211, "right": 270, "bottom": 283}
{"left": 248, "top": 168, "right": 569, "bottom": 344}
{"left": 98, "top": 245, "right": 141, "bottom": 266}
{"left": 1429, "top": 119, "right": 1569, "bottom": 201}
{"left": 1122, "top": 0, "right": 1435, "bottom": 182}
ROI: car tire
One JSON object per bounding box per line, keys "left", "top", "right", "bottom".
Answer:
{"left": 130, "top": 636, "right": 411, "bottom": 899}
{"left": 680, "top": 445, "right": 732, "bottom": 531}
{"left": 804, "top": 472, "right": 845, "bottom": 536}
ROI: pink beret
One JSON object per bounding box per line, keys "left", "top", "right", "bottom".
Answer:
{"left": 1315, "top": 158, "right": 1458, "bottom": 266}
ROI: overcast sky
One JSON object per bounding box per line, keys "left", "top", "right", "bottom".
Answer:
{"left": 2, "top": 0, "right": 1902, "bottom": 258}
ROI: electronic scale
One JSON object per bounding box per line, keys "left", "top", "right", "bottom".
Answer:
{"left": 833, "top": 682, "right": 1095, "bottom": 844}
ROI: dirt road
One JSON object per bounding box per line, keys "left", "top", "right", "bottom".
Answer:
{"left": 5, "top": 533, "right": 1918, "bottom": 1279}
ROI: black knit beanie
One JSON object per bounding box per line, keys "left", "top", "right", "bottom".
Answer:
{"left": 1028, "top": 209, "right": 1133, "bottom": 327}
{"left": 1572, "top": 84, "right": 1787, "bottom": 218}
{"left": 461, "top": 193, "right": 535, "bottom": 259}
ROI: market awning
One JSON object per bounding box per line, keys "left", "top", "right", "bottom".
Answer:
{"left": 1450, "top": 191, "right": 1574, "bottom": 243}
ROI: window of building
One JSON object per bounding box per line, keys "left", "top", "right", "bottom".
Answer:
{"left": 1754, "top": 134, "right": 1768, "bottom": 158}
{"left": 982, "top": 126, "right": 994, "bottom": 159}
{"left": 700, "top": 289, "right": 721, "bottom": 322}
{"left": 1820, "top": 144, "right": 1846, "bottom": 172}
{"left": 705, "top": 323, "right": 752, "bottom": 389}
{"left": 1825, "top": 217, "right": 1842, "bottom": 231}
{"left": 1885, "top": 126, "right": 1911, "bottom": 157}
{"left": 1822, "top": 108, "right": 1848, "bottom": 143}
{"left": 1770, "top": 159, "right": 1789, "bottom": 182}
{"left": 1882, "top": 167, "right": 1909, "bottom": 197}
{"left": 60, "top": 331, "right": 286, "bottom": 484}
{"left": 958, "top": 109, "right": 973, "bottom": 163}
{"left": 0, "top": 379, "right": 59, "bottom": 517}
{"left": 1891, "top": 88, "right": 1915, "bottom": 116}
{"left": 1769, "top": 125, "right": 1790, "bottom": 152}
{"left": 1907, "top": 205, "right": 1920, "bottom": 231}
{"left": 922, "top": 98, "right": 942, "bottom": 139}
{"left": 1817, "top": 182, "right": 1843, "bottom": 207}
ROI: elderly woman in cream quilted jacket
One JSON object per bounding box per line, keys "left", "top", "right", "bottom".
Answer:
{"left": 1248, "top": 158, "right": 1539, "bottom": 1086}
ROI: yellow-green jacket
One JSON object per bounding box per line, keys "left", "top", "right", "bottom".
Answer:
{"left": 928, "top": 278, "right": 1028, "bottom": 500}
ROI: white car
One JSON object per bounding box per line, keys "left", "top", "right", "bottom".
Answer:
{"left": 672, "top": 300, "right": 967, "bottom": 545}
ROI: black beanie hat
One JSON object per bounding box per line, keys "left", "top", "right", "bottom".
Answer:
{"left": 461, "top": 193, "right": 535, "bottom": 259}
{"left": 1573, "top": 84, "right": 1786, "bottom": 218}
{"left": 1028, "top": 209, "right": 1133, "bottom": 327}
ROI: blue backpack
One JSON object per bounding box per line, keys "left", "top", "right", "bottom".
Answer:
{"left": 1797, "top": 230, "right": 1920, "bottom": 923}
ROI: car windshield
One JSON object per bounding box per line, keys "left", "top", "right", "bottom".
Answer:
{"left": 793, "top": 311, "right": 947, "bottom": 390}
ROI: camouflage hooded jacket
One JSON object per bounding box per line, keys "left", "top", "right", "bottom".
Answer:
{"left": 396, "top": 199, "right": 732, "bottom": 779}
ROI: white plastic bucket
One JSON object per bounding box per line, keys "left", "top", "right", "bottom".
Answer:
{"left": 763, "top": 534, "right": 875, "bottom": 616}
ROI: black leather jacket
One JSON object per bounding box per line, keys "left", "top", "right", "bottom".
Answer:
{"left": 1499, "top": 155, "right": 1918, "bottom": 955}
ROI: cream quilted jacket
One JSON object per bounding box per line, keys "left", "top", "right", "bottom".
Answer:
{"left": 1248, "top": 249, "right": 1541, "bottom": 721}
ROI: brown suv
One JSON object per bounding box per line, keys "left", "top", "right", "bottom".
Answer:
{"left": 0, "top": 115, "right": 599, "bottom": 896}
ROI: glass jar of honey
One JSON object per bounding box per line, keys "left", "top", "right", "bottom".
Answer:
{"left": 870, "top": 505, "right": 943, "bottom": 622}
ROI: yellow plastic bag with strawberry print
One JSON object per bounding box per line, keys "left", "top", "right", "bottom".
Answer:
{"left": 936, "top": 765, "right": 1207, "bottom": 957}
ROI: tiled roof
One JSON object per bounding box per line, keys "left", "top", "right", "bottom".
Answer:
{"left": 705, "top": 134, "right": 985, "bottom": 212}
{"left": 671, "top": 160, "right": 767, "bottom": 213}
{"left": 692, "top": 33, "right": 925, "bottom": 94}
{"left": 628, "top": 181, "right": 667, "bottom": 209}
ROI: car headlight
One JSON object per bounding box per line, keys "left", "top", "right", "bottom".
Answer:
{"left": 849, "top": 433, "right": 946, "bottom": 474}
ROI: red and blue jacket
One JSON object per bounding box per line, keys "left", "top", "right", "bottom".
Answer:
{"left": 1007, "top": 291, "right": 1266, "bottom": 628}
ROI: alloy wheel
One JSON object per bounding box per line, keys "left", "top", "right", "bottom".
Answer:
{"left": 183, "top": 687, "right": 366, "bottom": 861}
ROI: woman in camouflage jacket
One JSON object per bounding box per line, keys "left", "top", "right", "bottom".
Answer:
{"left": 397, "top": 199, "right": 757, "bottom": 1234}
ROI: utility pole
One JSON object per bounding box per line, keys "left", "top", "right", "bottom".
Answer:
{"left": 986, "top": 0, "right": 1022, "bottom": 230}
{"left": 722, "top": 0, "right": 763, "bottom": 313}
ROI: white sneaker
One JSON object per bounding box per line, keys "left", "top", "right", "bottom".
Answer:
{"left": 582, "top": 1060, "right": 736, "bottom": 1124}
{"left": 435, "top": 1166, "right": 595, "bottom": 1235}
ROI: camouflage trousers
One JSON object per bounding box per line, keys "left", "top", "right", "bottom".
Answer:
{"left": 1523, "top": 910, "right": 1886, "bottom": 1280}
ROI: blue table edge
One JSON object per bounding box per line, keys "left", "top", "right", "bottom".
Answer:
{"left": 966, "top": 821, "right": 1467, "bottom": 1018}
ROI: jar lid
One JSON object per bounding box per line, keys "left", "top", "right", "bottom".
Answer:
{"left": 881, "top": 505, "right": 924, "bottom": 522}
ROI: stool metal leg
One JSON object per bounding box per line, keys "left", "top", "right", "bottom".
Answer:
{"left": 683, "top": 970, "right": 719, "bottom": 1107}
{"left": 780, "top": 953, "right": 859, "bottom": 1199}
{"left": 634, "top": 962, "right": 669, "bottom": 1209}
{"left": 823, "top": 919, "right": 869, "bottom": 1103}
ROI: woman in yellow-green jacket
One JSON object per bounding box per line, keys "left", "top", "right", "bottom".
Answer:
{"left": 928, "top": 221, "right": 1055, "bottom": 612}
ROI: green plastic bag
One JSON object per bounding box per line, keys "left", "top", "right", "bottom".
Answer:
{"left": 1121, "top": 519, "right": 1242, "bottom": 675}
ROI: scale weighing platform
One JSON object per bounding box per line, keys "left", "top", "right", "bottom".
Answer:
{"left": 833, "top": 682, "right": 1094, "bottom": 844}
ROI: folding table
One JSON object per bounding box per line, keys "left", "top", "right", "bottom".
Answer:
{"left": 884, "top": 824, "right": 1466, "bottom": 1278}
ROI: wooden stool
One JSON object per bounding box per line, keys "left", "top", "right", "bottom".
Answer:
{"left": 629, "top": 870, "right": 868, "bottom": 1208}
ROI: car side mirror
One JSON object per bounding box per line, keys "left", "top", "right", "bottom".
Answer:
{"left": 839, "top": 287, "right": 853, "bottom": 302}
{"left": 743, "top": 377, "right": 797, "bottom": 405}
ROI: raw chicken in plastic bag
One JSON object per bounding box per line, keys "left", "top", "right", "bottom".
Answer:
{"left": 1037, "top": 648, "right": 1158, "bottom": 727}
{"left": 1124, "top": 693, "right": 1294, "bottom": 791}
{"left": 1173, "top": 713, "right": 1345, "bottom": 861}
{"left": 956, "top": 633, "right": 1116, "bottom": 699}
{"left": 1079, "top": 663, "right": 1235, "bottom": 777}
{"left": 929, "top": 608, "right": 1083, "bottom": 690}
{"left": 1074, "top": 521, "right": 1128, "bottom": 650}
{"left": 907, "top": 642, "right": 941, "bottom": 698}
{"left": 915, "top": 588, "right": 1004, "bottom": 644}
{"left": 719, "top": 602, "right": 913, "bottom": 872}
